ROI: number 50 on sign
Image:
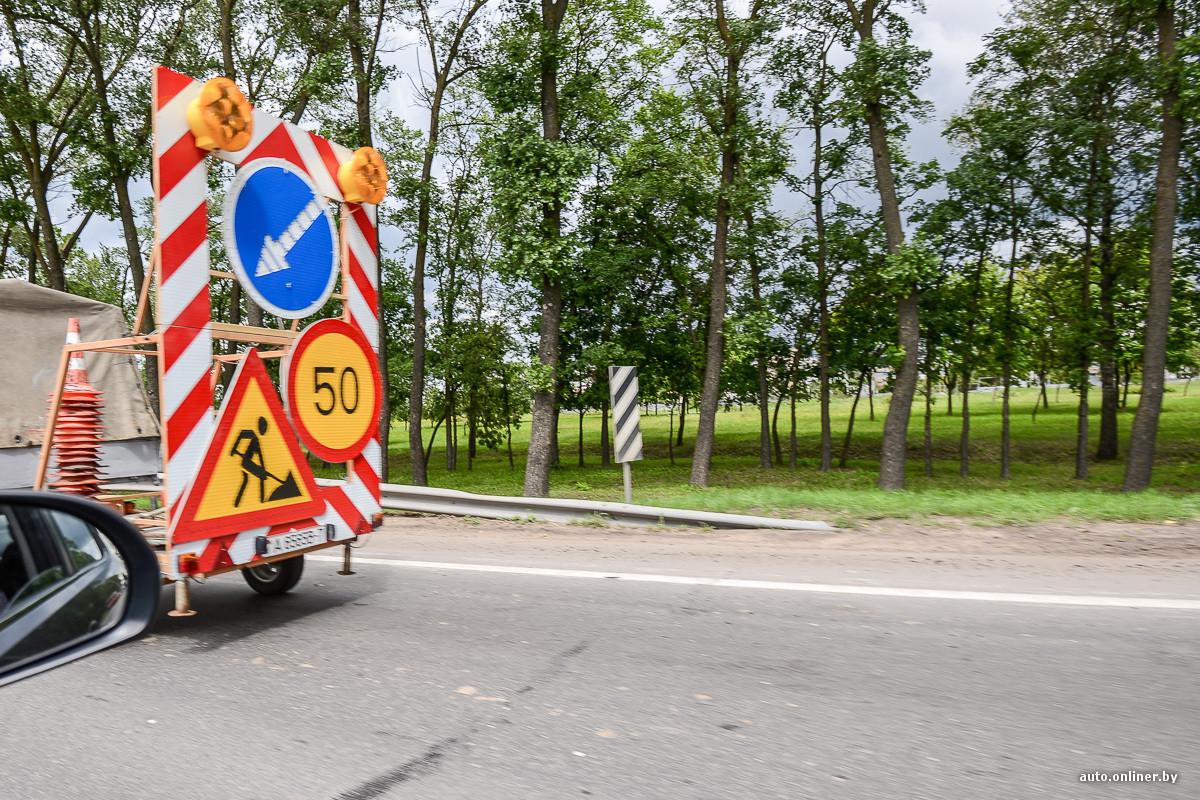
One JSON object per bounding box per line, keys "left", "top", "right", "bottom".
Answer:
{"left": 283, "top": 319, "right": 382, "bottom": 462}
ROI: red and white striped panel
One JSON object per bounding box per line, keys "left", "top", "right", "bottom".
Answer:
{"left": 153, "top": 66, "right": 382, "bottom": 578}
{"left": 209, "top": 104, "right": 353, "bottom": 199}
{"left": 344, "top": 203, "right": 383, "bottom": 501}
{"left": 153, "top": 68, "right": 212, "bottom": 531}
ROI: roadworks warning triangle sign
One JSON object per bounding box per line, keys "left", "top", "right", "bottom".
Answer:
{"left": 171, "top": 349, "right": 325, "bottom": 544}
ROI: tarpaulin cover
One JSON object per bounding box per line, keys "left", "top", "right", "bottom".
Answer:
{"left": 0, "top": 279, "right": 160, "bottom": 448}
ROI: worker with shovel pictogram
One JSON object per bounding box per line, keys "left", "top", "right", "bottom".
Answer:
{"left": 229, "top": 416, "right": 302, "bottom": 507}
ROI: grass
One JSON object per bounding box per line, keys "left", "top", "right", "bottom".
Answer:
{"left": 317, "top": 383, "right": 1200, "bottom": 525}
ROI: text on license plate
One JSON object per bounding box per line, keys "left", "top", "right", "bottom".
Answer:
{"left": 261, "top": 525, "right": 331, "bottom": 557}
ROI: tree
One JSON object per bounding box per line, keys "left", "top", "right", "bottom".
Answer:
{"left": 65, "top": 0, "right": 194, "bottom": 410}
{"left": 676, "top": 0, "right": 776, "bottom": 487}
{"left": 728, "top": 146, "right": 788, "bottom": 468}
{"left": 841, "top": 0, "right": 931, "bottom": 490}
{"left": 407, "top": 0, "right": 490, "bottom": 486}
{"left": 481, "top": 0, "right": 655, "bottom": 496}
{"left": 596, "top": 87, "right": 714, "bottom": 462}
{"left": 0, "top": 0, "right": 96, "bottom": 292}
{"left": 772, "top": 1, "right": 856, "bottom": 471}
{"left": 346, "top": 0, "right": 400, "bottom": 482}
{"left": 915, "top": 152, "right": 1002, "bottom": 477}
{"left": 969, "top": 0, "right": 1158, "bottom": 475}
{"left": 1126, "top": 0, "right": 1193, "bottom": 490}
{"left": 828, "top": 237, "right": 893, "bottom": 468}
{"left": 215, "top": 0, "right": 358, "bottom": 333}
{"left": 943, "top": 95, "right": 1043, "bottom": 478}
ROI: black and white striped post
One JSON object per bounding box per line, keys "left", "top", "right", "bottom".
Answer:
{"left": 608, "top": 366, "right": 644, "bottom": 504}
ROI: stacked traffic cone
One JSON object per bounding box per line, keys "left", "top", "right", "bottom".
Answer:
{"left": 49, "top": 318, "right": 106, "bottom": 496}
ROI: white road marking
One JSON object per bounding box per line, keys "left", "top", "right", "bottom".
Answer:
{"left": 307, "top": 555, "right": 1200, "bottom": 610}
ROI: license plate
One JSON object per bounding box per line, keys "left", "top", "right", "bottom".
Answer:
{"left": 258, "top": 525, "right": 329, "bottom": 557}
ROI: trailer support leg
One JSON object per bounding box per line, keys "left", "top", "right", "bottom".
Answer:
{"left": 167, "top": 578, "right": 197, "bottom": 617}
{"left": 338, "top": 544, "right": 355, "bottom": 576}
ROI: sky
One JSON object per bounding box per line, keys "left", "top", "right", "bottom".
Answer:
{"left": 906, "top": 0, "right": 1010, "bottom": 167}
{"left": 76, "top": 0, "right": 1014, "bottom": 258}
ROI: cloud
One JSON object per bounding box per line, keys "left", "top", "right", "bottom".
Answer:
{"left": 907, "top": 0, "right": 1010, "bottom": 167}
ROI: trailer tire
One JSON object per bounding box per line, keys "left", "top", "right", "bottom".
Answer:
{"left": 243, "top": 555, "right": 304, "bottom": 595}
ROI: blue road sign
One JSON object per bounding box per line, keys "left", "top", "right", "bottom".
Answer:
{"left": 223, "top": 158, "right": 339, "bottom": 319}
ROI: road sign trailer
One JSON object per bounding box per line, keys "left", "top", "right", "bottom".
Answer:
{"left": 34, "top": 68, "right": 388, "bottom": 614}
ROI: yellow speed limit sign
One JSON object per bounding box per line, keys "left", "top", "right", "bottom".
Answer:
{"left": 283, "top": 319, "right": 382, "bottom": 462}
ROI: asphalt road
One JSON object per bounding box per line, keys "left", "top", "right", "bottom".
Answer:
{"left": 1, "top": 520, "right": 1196, "bottom": 799}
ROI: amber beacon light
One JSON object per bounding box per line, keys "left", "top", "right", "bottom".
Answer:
{"left": 187, "top": 77, "right": 254, "bottom": 152}
{"left": 338, "top": 146, "right": 388, "bottom": 205}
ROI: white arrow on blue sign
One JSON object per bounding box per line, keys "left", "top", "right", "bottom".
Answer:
{"left": 223, "top": 158, "right": 339, "bottom": 319}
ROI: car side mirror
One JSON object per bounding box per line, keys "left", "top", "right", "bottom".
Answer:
{"left": 0, "top": 491, "right": 160, "bottom": 687}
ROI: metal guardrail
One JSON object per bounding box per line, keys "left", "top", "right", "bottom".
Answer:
{"left": 314, "top": 479, "right": 833, "bottom": 532}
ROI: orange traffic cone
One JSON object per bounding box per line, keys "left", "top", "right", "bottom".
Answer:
{"left": 49, "top": 318, "right": 106, "bottom": 496}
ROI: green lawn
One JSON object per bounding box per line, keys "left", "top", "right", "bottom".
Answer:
{"left": 335, "top": 384, "right": 1200, "bottom": 525}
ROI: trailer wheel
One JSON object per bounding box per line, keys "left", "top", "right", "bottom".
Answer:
{"left": 243, "top": 555, "right": 304, "bottom": 595}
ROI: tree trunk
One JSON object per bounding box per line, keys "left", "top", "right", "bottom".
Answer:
{"left": 946, "top": 371, "right": 955, "bottom": 416}
{"left": 1075, "top": 132, "right": 1102, "bottom": 480}
{"left": 110, "top": 156, "right": 156, "bottom": 411}
{"left": 771, "top": 392, "right": 785, "bottom": 466}
{"left": 347, "top": 0, "right": 373, "bottom": 148}
{"left": 345, "top": 0, "right": 389, "bottom": 478}
{"left": 839, "top": 370, "right": 867, "bottom": 469}
{"left": 812, "top": 75, "right": 833, "bottom": 472}
{"left": 406, "top": 41, "right": 442, "bottom": 488}
{"left": 220, "top": 0, "right": 236, "bottom": 79}
{"left": 1076, "top": 227, "right": 1094, "bottom": 481}
{"left": 959, "top": 368, "right": 971, "bottom": 477}
{"left": 524, "top": 277, "right": 564, "bottom": 496}
{"left": 74, "top": 14, "right": 160, "bottom": 413}
{"left": 878, "top": 289, "right": 919, "bottom": 490}
{"left": 1125, "top": 0, "right": 1182, "bottom": 491}
{"left": 668, "top": 401, "right": 675, "bottom": 466}
{"left": 25, "top": 219, "right": 37, "bottom": 284}
{"left": 523, "top": 0, "right": 569, "bottom": 497}
{"left": 1096, "top": 204, "right": 1119, "bottom": 460}
{"left": 468, "top": 386, "right": 478, "bottom": 470}
{"left": 923, "top": 370, "right": 933, "bottom": 477}
{"left": 503, "top": 370, "right": 515, "bottom": 471}
{"left": 220, "top": 284, "right": 241, "bottom": 392}
{"left": 445, "top": 386, "right": 456, "bottom": 471}
{"left": 404, "top": 0, "right": 486, "bottom": 485}
{"left": 26, "top": 159, "right": 67, "bottom": 292}
{"left": 424, "top": 408, "right": 446, "bottom": 465}
{"left": 959, "top": 230, "right": 989, "bottom": 478}
{"left": 868, "top": 376, "right": 874, "bottom": 421}
{"left": 690, "top": 236, "right": 728, "bottom": 488}
{"left": 790, "top": 388, "right": 797, "bottom": 470}
{"left": 676, "top": 395, "right": 687, "bottom": 446}
{"left": 408, "top": 159, "right": 432, "bottom": 485}
{"left": 551, "top": 392, "right": 561, "bottom": 466}
{"left": 601, "top": 397, "right": 611, "bottom": 466}
{"left": 690, "top": 33, "right": 739, "bottom": 488}
{"left": 1000, "top": 372, "right": 1012, "bottom": 479}
{"left": 1001, "top": 181, "right": 1017, "bottom": 479}
{"left": 847, "top": 9, "right": 917, "bottom": 489}
{"left": 749, "top": 210, "right": 771, "bottom": 470}
{"left": 1076, "top": 384, "right": 1090, "bottom": 480}
{"left": 577, "top": 407, "right": 584, "bottom": 467}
